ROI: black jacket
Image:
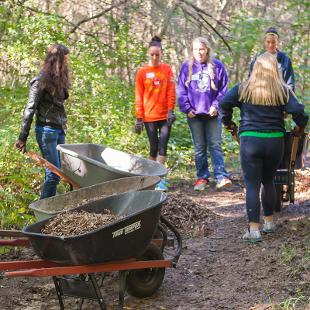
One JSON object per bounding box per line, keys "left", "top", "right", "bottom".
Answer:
{"left": 219, "top": 85, "right": 308, "bottom": 133}
{"left": 18, "top": 76, "right": 69, "bottom": 142}
{"left": 249, "top": 50, "right": 295, "bottom": 91}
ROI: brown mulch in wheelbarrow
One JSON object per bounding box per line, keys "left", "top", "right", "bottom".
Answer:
{"left": 41, "top": 210, "right": 119, "bottom": 236}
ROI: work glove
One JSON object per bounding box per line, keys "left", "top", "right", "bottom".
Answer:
{"left": 292, "top": 125, "right": 304, "bottom": 137}
{"left": 225, "top": 121, "right": 238, "bottom": 134}
{"left": 15, "top": 139, "right": 27, "bottom": 153}
{"left": 134, "top": 118, "right": 144, "bottom": 134}
{"left": 167, "top": 109, "right": 176, "bottom": 126}
{"left": 225, "top": 121, "right": 239, "bottom": 144}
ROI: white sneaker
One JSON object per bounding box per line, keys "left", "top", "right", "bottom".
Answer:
{"left": 216, "top": 177, "right": 232, "bottom": 189}
{"left": 262, "top": 221, "right": 276, "bottom": 233}
{"left": 242, "top": 229, "right": 262, "bottom": 243}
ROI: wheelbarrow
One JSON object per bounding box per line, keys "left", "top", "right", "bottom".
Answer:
{"left": 0, "top": 152, "right": 160, "bottom": 239}
{"left": 29, "top": 175, "right": 160, "bottom": 221}
{"left": 0, "top": 190, "right": 182, "bottom": 309}
{"left": 274, "top": 131, "right": 309, "bottom": 211}
{"left": 56, "top": 143, "right": 168, "bottom": 187}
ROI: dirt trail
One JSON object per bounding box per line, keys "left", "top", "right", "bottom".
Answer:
{"left": 0, "top": 168, "right": 309, "bottom": 310}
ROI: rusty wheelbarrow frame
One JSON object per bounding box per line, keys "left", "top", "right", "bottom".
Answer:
{"left": 0, "top": 215, "right": 182, "bottom": 310}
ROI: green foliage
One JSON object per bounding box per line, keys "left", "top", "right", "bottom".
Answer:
{"left": 0, "top": 1, "right": 309, "bottom": 228}
{"left": 0, "top": 4, "right": 68, "bottom": 84}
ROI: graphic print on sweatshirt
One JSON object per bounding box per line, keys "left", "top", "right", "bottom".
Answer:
{"left": 145, "top": 71, "right": 165, "bottom": 93}
{"left": 191, "top": 68, "right": 210, "bottom": 92}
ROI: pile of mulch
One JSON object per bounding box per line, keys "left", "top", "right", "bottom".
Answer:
{"left": 295, "top": 168, "right": 310, "bottom": 194}
{"left": 162, "top": 192, "right": 213, "bottom": 237}
{"left": 41, "top": 210, "right": 119, "bottom": 236}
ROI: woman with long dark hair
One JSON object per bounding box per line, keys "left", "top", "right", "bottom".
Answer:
{"left": 15, "top": 44, "right": 71, "bottom": 199}
{"left": 219, "top": 52, "right": 308, "bottom": 242}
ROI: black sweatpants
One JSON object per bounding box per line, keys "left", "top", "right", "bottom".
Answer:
{"left": 144, "top": 120, "right": 171, "bottom": 157}
{"left": 240, "top": 136, "right": 284, "bottom": 223}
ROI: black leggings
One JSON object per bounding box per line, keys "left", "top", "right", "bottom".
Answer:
{"left": 144, "top": 120, "right": 171, "bottom": 157}
{"left": 240, "top": 136, "right": 284, "bottom": 223}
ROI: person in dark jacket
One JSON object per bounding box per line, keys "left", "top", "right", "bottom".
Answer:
{"left": 15, "top": 44, "right": 71, "bottom": 199}
{"left": 249, "top": 27, "right": 295, "bottom": 91}
{"left": 219, "top": 52, "right": 308, "bottom": 243}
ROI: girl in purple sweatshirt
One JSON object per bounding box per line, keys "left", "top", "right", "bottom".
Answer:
{"left": 177, "top": 37, "right": 231, "bottom": 190}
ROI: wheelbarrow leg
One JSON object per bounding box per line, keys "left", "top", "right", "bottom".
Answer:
{"left": 274, "top": 184, "right": 283, "bottom": 212}
{"left": 89, "top": 274, "right": 107, "bottom": 310}
{"left": 53, "top": 276, "right": 65, "bottom": 310}
{"left": 118, "top": 271, "right": 128, "bottom": 310}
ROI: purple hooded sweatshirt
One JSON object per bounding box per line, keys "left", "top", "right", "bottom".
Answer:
{"left": 177, "top": 58, "right": 228, "bottom": 115}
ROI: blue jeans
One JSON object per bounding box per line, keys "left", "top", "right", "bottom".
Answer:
{"left": 35, "top": 126, "right": 66, "bottom": 199}
{"left": 187, "top": 116, "right": 228, "bottom": 181}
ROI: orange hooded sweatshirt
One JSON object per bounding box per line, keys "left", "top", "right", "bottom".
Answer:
{"left": 135, "top": 63, "right": 175, "bottom": 122}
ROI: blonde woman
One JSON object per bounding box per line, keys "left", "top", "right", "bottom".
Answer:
{"left": 177, "top": 37, "right": 232, "bottom": 190}
{"left": 219, "top": 52, "right": 308, "bottom": 243}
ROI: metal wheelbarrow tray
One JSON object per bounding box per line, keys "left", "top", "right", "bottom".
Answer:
{"left": 29, "top": 175, "right": 160, "bottom": 221}
{"left": 23, "top": 190, "right": 166, "bottom": 265}
{"left": 56, "top": 143, "right": 168, "bottom": 187}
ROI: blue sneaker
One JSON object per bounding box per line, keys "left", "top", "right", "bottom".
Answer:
{"left": 155, "top": 179, "right": 168, "bottom": 191}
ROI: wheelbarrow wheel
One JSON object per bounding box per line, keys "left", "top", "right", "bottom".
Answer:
{"left": 126, "top": 243, "right": 165, "bottom": 298}
{"left": 275, "top": 184, "right": 283, "bottom": 212}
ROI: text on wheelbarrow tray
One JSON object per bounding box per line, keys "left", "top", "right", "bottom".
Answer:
{"left": 112, "top": 220, "right": 141, "bottom": 238}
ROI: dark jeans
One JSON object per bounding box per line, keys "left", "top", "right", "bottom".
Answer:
{"left": 240, "top": 136, "right": 284, "bottom": 223}
{"left": 35, "top": 125, "right": 66, "bottom": 199}
{"left": 144, "top": 120, "right": 171, "bottom": 157}
{"left": 187, "top": 116, "right": 228, "bottom": 181}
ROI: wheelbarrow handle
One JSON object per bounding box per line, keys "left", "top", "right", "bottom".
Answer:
{"left": 289, "top": 135, "right": 300, "bottom": 169}
{"left": 0, "top": 238, "right": 30, "bottom": 247}
{"left": 27, "top": 151, "right": 81, "bottom": 189}
{"left": 0, "top": 229, "right": 24, "bottom": 238}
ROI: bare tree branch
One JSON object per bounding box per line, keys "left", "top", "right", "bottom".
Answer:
{"left": 179, "top": 3, "right": 231, "bottom": 51}
{"left": 179, "top": 0, "right": 230, "bottom": 30}
{"left": 15, "top": 1, "right": 74, "bottom": 26}
{"left": 158, "top": 1, "right": 179, "bottom": 38}
{"left": 197, "top": 12, "right": 232, "bottom": 51}
{"left": 69, "top": 0, "right": 128, "bottom": 34}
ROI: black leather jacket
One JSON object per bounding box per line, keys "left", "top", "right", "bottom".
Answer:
{"left": 18, "top": 76, "right": 69, "bottom": 142}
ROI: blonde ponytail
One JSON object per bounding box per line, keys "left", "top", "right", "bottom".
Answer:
{"left": 239, "top": 52, "right": 288, "bottom": 106}
{"left": 207, "top": 61, "right": 217, "bottom": 91}
{"left": 185, "top": 56, "right": 195, "bottom": 87}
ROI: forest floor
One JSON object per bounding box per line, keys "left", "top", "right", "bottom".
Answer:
{"left": 0, "top": 160, "right": 310, "bottom": 310}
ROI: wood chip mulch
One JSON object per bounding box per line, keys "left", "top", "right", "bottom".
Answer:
{"left": 162, "top": 192, "right": 213, "bottom": 237}
{"left": 41, "top": 210, "right": 119, "bottom": 237}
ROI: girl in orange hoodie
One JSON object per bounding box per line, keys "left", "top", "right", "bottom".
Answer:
{"left": 134, "top": 36, "right": 176, "bottom": 191}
